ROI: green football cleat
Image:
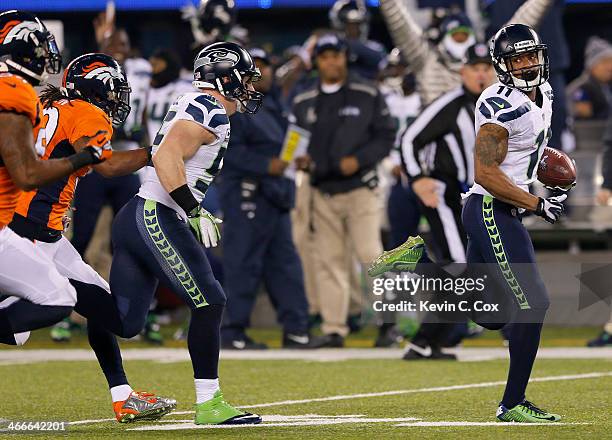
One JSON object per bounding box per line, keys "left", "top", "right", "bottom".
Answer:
{"left": 368, "top": 235, "right": 425, "bottom": 277}
{"left": 194, "top": 390, "right": 262, "bottom": 425}
{"left": 50, "top": 320, "right": 72, "bottom": 342}
{"left": 496, "top": 400, "right": 561, "bottom": 423}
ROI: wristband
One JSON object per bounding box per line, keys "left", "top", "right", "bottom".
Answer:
{"left": 68, "top": 149, "right": 96, "bottom": 171}
{"left": 169, "top": 184, "right": 199, "bottom": 216}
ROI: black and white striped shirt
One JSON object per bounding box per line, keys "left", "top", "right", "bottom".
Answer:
{"left": 400, "top": 86, "right": 478, "bottom": 186}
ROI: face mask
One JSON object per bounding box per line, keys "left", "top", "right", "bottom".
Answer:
{"left": 442, "top": 33, "right": 476, "bottom": 61}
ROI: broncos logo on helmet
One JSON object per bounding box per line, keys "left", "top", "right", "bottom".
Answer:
{"left": 83, "top": 65, "right": 125, "bottom": 85}
{"left": 0, "top": 20, "right": 40, "bottom": 45}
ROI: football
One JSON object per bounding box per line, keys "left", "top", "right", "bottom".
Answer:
{"left": 537, "top": 146, "right": 577, "bottom": 188}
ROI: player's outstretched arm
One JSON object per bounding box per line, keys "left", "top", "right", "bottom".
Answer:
{"left": 509, "top": 0, "right": 554, "bottom": 30}
{"left": 0, "top": 113, "right": 104, "bottom": 191}
{"left": 474, "top": 123, "right": 540, "bottom": 211}
{"left": 92, "top": 145, "right": 151, "bottom": 177}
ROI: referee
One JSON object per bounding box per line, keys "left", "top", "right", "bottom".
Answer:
{"left": 399, "top": 43, "right": 496, "bottom": 360}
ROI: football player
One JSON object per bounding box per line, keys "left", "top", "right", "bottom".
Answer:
{"left": 368, "top": 24, "right": 568, "bottom": 422}
{"left": 7, "top": 52, "right": 176, "bottom": 422}
{"left": 0, "top": 10, "right": 110, "bottom": 345}
{"left": 73, "top": 41, "right": 263, "bottom": 425}
{"left": 145, "top": 49, "right": 194, "bottom": 142}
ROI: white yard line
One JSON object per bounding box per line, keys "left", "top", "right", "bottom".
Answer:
{"left": 127, "top": 414, "right": 587, "bottom": 431}
{"left": 68, "top": 371, "right": 612, "bottom": 426}
{"left": 1, "top": 347, "right": 611, "bottom": 365}
{"left": 239, "top": 372, "right": 612, "bottom": 409}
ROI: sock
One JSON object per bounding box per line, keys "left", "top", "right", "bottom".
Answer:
{"left": 501, "top": 320, "right": 545, "bottom": 408}
{"left": 195, "top": 378, "right": 220, "bottom": 404}
{"left": 110, "top": 384, "right": 133, "bottom": 403}
{"left": 13, "top": 331, "right": 30, "bottom": 346}
{"left": 188, "top": 304, "right": 224, "bottom": 380}
{"left": 87, "top": 322, "right": 129, "bottom": 389}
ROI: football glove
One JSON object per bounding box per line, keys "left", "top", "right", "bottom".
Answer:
{"left": 534, "top": 194, "right": 567, "bottom": 224}
{"left": 187, "top": 207, "right": 222, "bottom": 248}
{"left": 84, "top": 142, "right": 112, "bottom": 164}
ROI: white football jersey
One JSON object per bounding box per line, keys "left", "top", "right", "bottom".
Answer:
{"left": 138, "top": 92, "right": 230, "bottom": 218}
{"left": 382, "top": 87, "right": 421, "bottom": 149}
{"left": 145, "top": 79, "right": 194, "bottom": 142}
{"left": 467, "top": 81, "right": 553, "bottom": 197}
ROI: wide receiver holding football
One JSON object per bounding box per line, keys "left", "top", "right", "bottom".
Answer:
{"left": 369, "top": 24, "right": 574, "bottom": 422}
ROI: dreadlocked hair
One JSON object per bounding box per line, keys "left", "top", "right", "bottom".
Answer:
{"left": 39, "top": 84, "right": 73, "bottom": 108}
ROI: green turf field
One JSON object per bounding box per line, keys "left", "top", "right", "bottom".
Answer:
{"left": 1, "top": 326, "right": 611, "bottom": 439}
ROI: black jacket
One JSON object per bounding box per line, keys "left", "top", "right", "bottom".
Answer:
{"left": 290, "top": 75, "right": 395, "bottom": 195}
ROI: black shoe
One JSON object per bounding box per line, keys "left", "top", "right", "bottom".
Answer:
{"left": 221, "top": 335, "right": 268, "bottom": 350}
{"left": 587, "top": 331, "right": 612, "bottom": 347}
{"left": 308, "top": 314, "right": 322, "bottom": 330}
{"left": 307, "top": 333, "right": 344, "bottom": 348}
{"left": 282, "top": 332, "right": 311, "bottom": 349}
{"left": 402, "top": 341, "right": 456, "bottom": 360}
{"left": 347, "top": 314, "right": 363, "bottom": 334}
{"left": 374, "top": 325, "right": 404, "bottom": 348}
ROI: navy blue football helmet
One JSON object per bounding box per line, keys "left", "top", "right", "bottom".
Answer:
{"left": 490, "top": 24, "right": 549, "bottom": 92}
{"left": 62, "top": 53, "right": 131, "bottom": 126}
{"left": 0, "top": 10, "right": 61, "bottom": 85}
{"left": 192, "top": 41, "right": 263, "bottom": 114}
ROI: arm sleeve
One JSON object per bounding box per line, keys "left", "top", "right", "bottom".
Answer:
{"left": 352, "top": 90, "right": 396, "bottom": 169}
{"left": 0, "top": 77, "right": 39, "bottom": 126}
{"left": 224, "top": 115, "right": 271, "bottom": 176}
{"left": 508, "top": 0, "right": 554, "bottom": 29}
{"left": 379, "top": 0, "right": 430, "bottom": 73}
{"left": 68, "top": 109, "right": 113, "bottom": 147}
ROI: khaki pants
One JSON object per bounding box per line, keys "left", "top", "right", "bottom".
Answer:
{"left": 312, "top": 186, "right": 383, "bottom": 336}
{"left": 292, "top": 172, "right": 320, "bottom": 315}
{"left": 293, "top": 174, "right": 368, "bottom": 319}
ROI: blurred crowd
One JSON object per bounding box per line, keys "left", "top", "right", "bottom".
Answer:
{"left": 51, "top": 0, "right": 612, "bottom": 349}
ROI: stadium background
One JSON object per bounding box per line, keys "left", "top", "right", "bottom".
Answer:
{"left": 1, "top": 0, "right": 609, "bottom": 330}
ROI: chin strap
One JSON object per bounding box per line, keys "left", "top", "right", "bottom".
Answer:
{"left": 5, "top": 59, "right": 46, "bottom": 85}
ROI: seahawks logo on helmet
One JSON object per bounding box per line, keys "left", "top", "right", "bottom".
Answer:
{"left": 0, "top": 21, "right": 40, "bottom": 45}
{"left": 197, "top": 49, "right": 240, "bottom": 68}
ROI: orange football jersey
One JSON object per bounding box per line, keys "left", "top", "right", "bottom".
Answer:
{"left": 15, "top": 99, "right": 113, "bottom": 231}
{"left": 0, "top": 73, "right": 42, "bottom": 228}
